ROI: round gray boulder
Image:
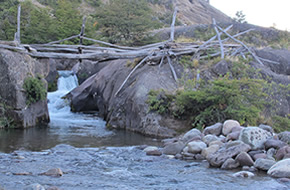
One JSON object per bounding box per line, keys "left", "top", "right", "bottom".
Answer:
{"left": 267, "top": 158, "right": 290, "bottom": 178}
{"left": 239, "top": 127, "right": 272, "bottom": 150}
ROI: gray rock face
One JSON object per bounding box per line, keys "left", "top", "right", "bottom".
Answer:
{"left": 267, "top": 158, "right": 290, "bottom": 178}
{"left": 203, "top": 123, "right": 222, "bottom": 136}
{"left": 221, "top": 158, "right": 239, "bottom": 170}
{"left": 254, "top": 158, "right": 276, "bottom": 171}
{"left": 163, "top": 141, "right": 185, "bottom": 155}
{"left": 207, "top": 141, "right": 251, "bottom": 167}
{"left": 187, "top": 141, "right": 207, "bottom": 154}
{"left": 264, "top": 139, "right": 287, "bottom": 150}
{"left": 222, "top": 120, "right": 240, "bottom": 136}
{"left": 239, "top": 127, "right": 272, "bottom": 150}
{"left": 0, "top": 49, "right": 50, "bottom": 128}
{"left": 278, "top": 131, "right": 290, "bottom": 144}
{"left": 235, "top": 152, "right": 254, "bottom": 166}
{"left": 67, "top": 59, "right": 187, "bottom": 138}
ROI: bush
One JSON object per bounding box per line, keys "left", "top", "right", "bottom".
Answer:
{"left": 23, "top": 76, "right": 46, "bottom": 105}
{"left": 272, "top": 115, "right": 290, "bottom": 133}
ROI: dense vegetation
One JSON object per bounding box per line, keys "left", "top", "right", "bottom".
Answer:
{"left": 23, "top": 76, "right": 47, "bottom": 105}
{"left": 147, "top": 57, "right": 290, "bottom": 132}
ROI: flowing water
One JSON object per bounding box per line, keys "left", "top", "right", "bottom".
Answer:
{"left": 0, "top": 71, "right": 289, "bottom": 190}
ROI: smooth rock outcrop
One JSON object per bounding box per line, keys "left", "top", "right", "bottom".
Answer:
{"left": 207, "top": 141, "right": 251, "bottom": 167}
{"left": 222, "top": 120, "right": 240, "bottom": 136}
{"left": 254, "top": 158, "right": 276, "bottom": 171}
{"left": 267, "top": 159, "right": 290, "bottom": 178}
{"left": 239, "top": 127, "right": 272, "bottom": 150}
{"left": 0, "top": 49, "right": 49, "bottom": 128}
{"left": 203, "top": 123, "right": 222, "bottom": 136}
{"left": 67, "top": 59, "right": 188, "bottom": 137}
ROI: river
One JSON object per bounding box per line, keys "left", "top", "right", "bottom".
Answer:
{"left": 0, "top": 71, "right": 288, "bottom": 190}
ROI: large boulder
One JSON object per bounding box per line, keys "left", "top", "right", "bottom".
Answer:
{"left": 67, "top": 59, "right": 189, "bottom": 138}
{"left": 222, "top": 120, "right": 240, "bottom": 136}
{"left": 264, "top": 139, "right": 287, "bottom": 150}
{"left": 163, "top": 141, "right": 185, "bottom": 155}
{"left": 221, "top": 158, "right": 239, "bottom": 170}
{"left": 267, "top": 159, "right": 290, "bottom": 178}
{"left": 239, "top": 127, "right": 272, "bottom": 150}
{"left": 235, "top": 152, "right": 254, "bottom": 166}
{"left": 0, "top": 49, "right": 49, "bottom": 128}
{"left": 207, "top": 141, "right": 251, "bottom": 167}
{"left": 187, "top": 141, "right": 207, "bottom": 154}
{"left": 181, "top": 128, "right": 202, "bottom": 143}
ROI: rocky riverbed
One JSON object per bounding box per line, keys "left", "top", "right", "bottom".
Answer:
{"left": 0, "top": 144, "right": 289, "bottom": 190}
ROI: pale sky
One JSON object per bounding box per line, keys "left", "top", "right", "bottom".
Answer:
{"left": 210, "top": 0, "right": 290, "bottom": 31}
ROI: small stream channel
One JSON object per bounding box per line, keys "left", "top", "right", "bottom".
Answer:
{"left": 0, "top": 71, "right": 289, "bottom": 190}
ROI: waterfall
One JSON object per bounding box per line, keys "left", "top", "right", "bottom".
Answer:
{"left": 47, "top": 71, "right": 112, "bottom": 137}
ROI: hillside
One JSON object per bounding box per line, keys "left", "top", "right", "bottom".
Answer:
{"left": 0, "top": 0, "right": 232, "bottom": 45}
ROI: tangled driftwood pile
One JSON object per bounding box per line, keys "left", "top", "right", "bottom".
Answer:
{"left": 0, "top": 7, "right": 275, "bottom": 95}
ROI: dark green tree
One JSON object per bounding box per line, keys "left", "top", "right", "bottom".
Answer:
{"left": 95, "top": 0, "right": 162, "bottom": 45}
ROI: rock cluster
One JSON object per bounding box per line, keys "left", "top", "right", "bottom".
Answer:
{"left": 145, "top": 119, "right": 290, "bottom": 179}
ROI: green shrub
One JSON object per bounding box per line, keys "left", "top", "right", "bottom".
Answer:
{"left": 272, "top": 115, "right": 290, "bottom": 133}
{"left": 23, "top": 76, "right": 47, "bottom": 105}
{"left": 146, "top": 89, "right": 173, "bottom": 114}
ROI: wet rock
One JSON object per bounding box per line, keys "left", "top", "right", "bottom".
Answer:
{"left": 163, "top": 141, "right": 185, "bottom": 155}
{"left": 222, "top": 120, "right": 240, "bottom": 136}
{"left": 207, "top": 141, "right": 251, "bottom": 167}
{"left": 201, "top": 144, "right": 220, "bottom": 159}
{"left": 40, "top": 168, "right": 63, "bottom": 177}
{"left": 278, "top": 178, "right": 290, "bottom": 183}
{"left": 46, "top": 187, "right": 61, "bottom": 190}
{"left": 267, "top": 159, "right": 290, "bottom": 178}
{"left": 203, "top": 123, "right": 222, "bottom": 136}
{"left": 13, "top": 172, "right": 32, "bottom": 176}
{"left": 221, "top": 158, "right": 239, "bottom": 170}
{"left": 264, "top": 139, "right": 286, "bottom": 150}
{"left": 239, "top": 127, "right": 272, "bottom": 150}
{"left": 181, "top": 129, "right": 202, "bottom": 143}
{"left": 202, "top": 134, "right": 219, "bottom": 146}
{"left": 233, "top": 171, "right": 255, "bottom": 178}
{"left": 235, "top": 152, "right": 254, "bottom": 166}
{"left": 254, "top": 158, "right": 276, "bottom": 171}
{"left": 276, "top": 146, "right": 290, "bottom": 160}
{"left": 187, "top": 141, "right": 207, "bottom": 154}
{"left": 146, "top": 150, "right": 162, "bottom": 156}
{"left": 278, "top": 131, "right": 290, "bottom": 144}
{"left": 258, "top": 124, "right": 274, "bottom": 134}
{"left": 175, "top": 154, "right": 182, "bottom": 159}
{"left": 24, "top": 183, "right": 45, "bottom": 190}
{"left": 144, "top": 146, "right": 159, "bottom": 153}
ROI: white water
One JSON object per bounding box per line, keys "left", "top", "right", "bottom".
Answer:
{"left": 47, "top": 71, "right": 112, "bottom": 137}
